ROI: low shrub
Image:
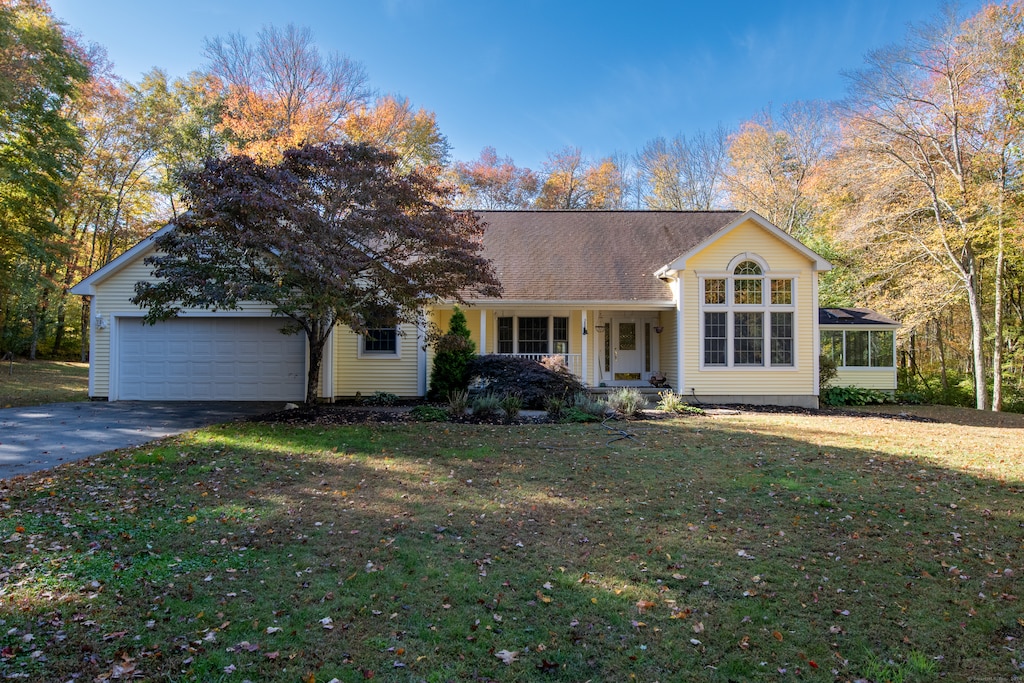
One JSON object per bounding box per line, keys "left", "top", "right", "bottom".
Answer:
{"left": 365, "top": 391, "right": 398, "bottom": 406}
{"left": 471, "top": 392, "right": 501, "bottom": 417}
{"left": 466, "top": 355, "right": 585, "bottom": 409}
{"left": 543, "top": 395, "right": 567, "bottom": 418}
{"left": 410, "top": 405, "right": 448, "bottom": 422}
{"left": 446, "top": 389, "right": 469, "bottom": 416}
{"left": 570, "top": 392, "right": 608, "bottom": 417}
{"left": 656, "top": 391, "right": 705, "bottom": 415}
{"left": 605, "top": 387, "right": 646, "bottom": 416}
{"left": 560, "top": 406, "right": 602, "bottom": 423}
{"left": 823, "top": 385, "right": 891, "bottom": 406}
{"left": 499, "top": 393, "right": 524, "bottom": 421}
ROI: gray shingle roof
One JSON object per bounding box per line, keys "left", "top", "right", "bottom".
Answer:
{"left": 818, "top": 307, "right": 900, "bottom": 326}
{"left": 475, "top": 210, "right": 743, "bottom": 302}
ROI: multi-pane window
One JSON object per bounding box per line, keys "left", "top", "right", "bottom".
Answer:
{"left": 704, "top": 279, "right": 726, "bottom": 304}
{"left": 704, "top": 312, "right": 727, "bottom": 365}
{"left": 771, "top": 279, "right": 792, "bottom": 305}
{"left": 822, "top": 330, "right": 894, "bottom": 368}
{"left": 363, "top": 328, "right": 397, "bottom": 354}
{"left": 733, "top": 278, "right": 762, "bottom": 305}
{"left": 770, "top": 312, "right": 793, "bottom": 366}
{"left": 701, "top": 258, "right": 794, "bottom": 368}
{"left": 517, "top": 317, "right": 548, "bottom": 354}
{"left": 497, "top": 317, "right": 513, "bottom": 354}
{"left": 734, "top": 312, "right": 764, "bottom": 365}
{"left": 497, "top": 316, "right": 572, "bottom": 355}
{"left": 553, "top": 317, "right": 569, "bottom": 354}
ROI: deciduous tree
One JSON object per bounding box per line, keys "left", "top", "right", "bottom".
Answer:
{"left": 133, "top": 142, "right": 501, "bottom": 404}
{"left": 454, "top": 147, "right": 538, "bottom": 209}
{"left": 204, "top": 24, "right": 370, "bottom": 162}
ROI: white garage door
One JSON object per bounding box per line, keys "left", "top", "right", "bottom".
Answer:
{"left": 116, "top": 317, "right": 306, "bottom": 401}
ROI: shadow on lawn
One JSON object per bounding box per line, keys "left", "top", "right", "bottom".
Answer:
{"left": 1, "top": 417, "right": 1022, "bottom": 682}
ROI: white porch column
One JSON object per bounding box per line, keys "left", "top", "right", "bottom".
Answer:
{"left": 479, "top": 309, "right": 487, "bottom": 355}
{"left": 580, "top": 310, "right": 589, "bottom": 386}
{"left": 675, "top": 278, "right": 686, "bottom": 393}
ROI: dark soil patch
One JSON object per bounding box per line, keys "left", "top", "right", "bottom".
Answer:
{"left": 252, "top": 404, "right": 554, "bottom": 426}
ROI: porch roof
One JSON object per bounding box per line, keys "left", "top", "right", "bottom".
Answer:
{"left": 474, "top": 210, "right": 742, "bottom": 302}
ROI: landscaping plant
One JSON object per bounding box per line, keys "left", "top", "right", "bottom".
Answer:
{"left": 428, "top": 306, "right": 476, "bottom": 401}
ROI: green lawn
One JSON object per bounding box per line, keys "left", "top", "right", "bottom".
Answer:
{"left": 0, "top": 359, "right": 89, "bottom": 407}
{"left": 1, "top": 410, "right": 1021, "bottom": 682}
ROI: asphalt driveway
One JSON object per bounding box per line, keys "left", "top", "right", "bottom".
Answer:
{"left": 0, "top": 401, "right": 284, "bottom": 480}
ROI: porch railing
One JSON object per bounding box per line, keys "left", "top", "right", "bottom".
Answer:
{"left": 496, "top": 353, "right": 583, "bottom": 379}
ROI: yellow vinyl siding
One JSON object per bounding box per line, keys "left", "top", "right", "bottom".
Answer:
{"left": 682, "top": 219, "right": 817, "bottom": 397}
{"left": 835, "top": 367, "right": 897, "bottom": 392}
{"left": 332, "top": 324, "right": 420, "bottom": 397}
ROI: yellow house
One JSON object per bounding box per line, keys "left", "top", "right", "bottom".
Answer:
{"left": 72, "top": 210, "right": 838, "bottom": 407}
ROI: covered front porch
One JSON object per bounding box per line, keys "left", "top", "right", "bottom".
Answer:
{"left": 430, "top": 305, "right": 676, "bottom": 389}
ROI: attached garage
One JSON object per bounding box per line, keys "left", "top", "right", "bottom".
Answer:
{"left": 113, "top": 317, "right": 306, "bottom": 401}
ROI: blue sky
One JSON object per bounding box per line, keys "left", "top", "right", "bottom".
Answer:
{"left": 49, "top": 0, "right": 978, "bottom": 171}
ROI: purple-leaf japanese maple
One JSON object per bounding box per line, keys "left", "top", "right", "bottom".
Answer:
{"left": 133, "top": 142, "right": 501, "bottom": 404}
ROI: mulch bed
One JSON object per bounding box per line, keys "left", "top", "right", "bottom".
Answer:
{"left": 250, "top": 402, "right": 937, "bottom": 426}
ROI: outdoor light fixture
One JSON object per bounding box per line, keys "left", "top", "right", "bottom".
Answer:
{"left": 94, "top": 310, "right": 108, "bottom": 330}
{"left": 654, "top": 326, "right": 664, "bottom": 334}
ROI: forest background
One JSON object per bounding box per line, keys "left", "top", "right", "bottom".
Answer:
{"left": 2, "top": 0, "right": 1022, "bottom": 411}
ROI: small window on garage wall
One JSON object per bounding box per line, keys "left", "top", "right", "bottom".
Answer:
{"left": 361, "top": 327, "right": 399, "bottom": 357}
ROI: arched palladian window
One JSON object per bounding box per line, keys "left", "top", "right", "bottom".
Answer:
{"left": 701, "top": 254, "right": 795, "bottom": 368}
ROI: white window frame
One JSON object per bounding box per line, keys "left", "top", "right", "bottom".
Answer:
{"left": 493, "top": 314, "right": 569, "bottom": 355}
{"left": 358, "top": 326, "right": 401, "bottom": 359}
{"left": 698, "top": 254, "right": 799, "bottom": 370}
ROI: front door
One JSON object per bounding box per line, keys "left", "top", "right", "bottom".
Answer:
{"left": 612, "top": 320, "right": 643, "bottom": 382}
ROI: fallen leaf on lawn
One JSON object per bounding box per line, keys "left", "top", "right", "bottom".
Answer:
{"left": 266, "top": 626, "right": 282, "bottom": 634}
{"left": 537, "top": 658, "right": 559, "bottom": 673}
{"left": 536, "top": 590, "right": 552, "bottom": 603}
{"left": 692, "top": 621, "right": 704, "bottom": 633}
{"left": 543, "top": 581, "right": 553, "bottom": 590}
{"left": 265, "top": 651, "right": 279, "bottom": 659}
{"left": 773, "top": 630, "right": 784, "bottom": 641}
{"left": 636, "top": 600, "right": 656, "bottom": 613}
{"left": 690, "top": 638, "right": 702, "bottom": 645}
{"left": 185, "top": 516, "right": 197, "bottom": 524}
{"left": 495, "top": 649, "right": 518, "bottom": 664}
{"left": 320, "top": 617, "right": 334, "bottom": 629}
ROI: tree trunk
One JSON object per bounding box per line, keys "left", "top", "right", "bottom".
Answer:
{"left": 964, "top": 251, "right": 988, "bottom": 410}
{"left": 80, "top": 297, "right": 90, "bottom": 362}
{"left": 936, "top": 318, "right": 948, "bottom": 394}
{"left": 992, "top": 160, "right": 1007, "bottom": 412}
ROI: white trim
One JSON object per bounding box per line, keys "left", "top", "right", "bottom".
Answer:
{"left": 70, "top": 224, "right": 174, "bottom": 296}
{"left": 417, "top": 317, "right": 428, "bottom": 396}
{"left": 479, "top": 310, "right": 487, "bottom": 358}
{"left": 675, "top": 278, "right": 685, "bottom": 393}
{"left": 661, "top": 210, "right": 833, "bottom": 274}
{"left": 812, "top": 276, "right": 820, "bottom": 396}
{"left": 357, "top": 327, "right": 402, "bottom": 359}
{"left": 727, "top": 252, "right": 770, "bottom": 273}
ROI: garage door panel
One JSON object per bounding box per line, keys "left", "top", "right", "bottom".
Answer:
{"left": 116, "top": 317, "right": 305, "bottom": 401}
